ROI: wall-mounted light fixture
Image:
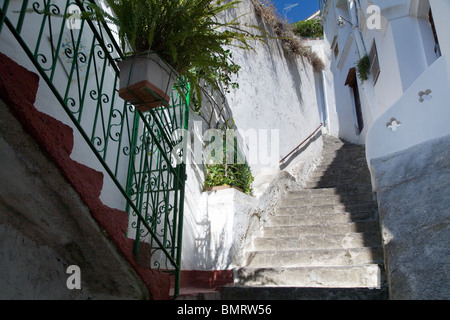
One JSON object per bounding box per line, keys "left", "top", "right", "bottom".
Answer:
{"left": 337, "top": 15, "right": 353, "bottom": 28}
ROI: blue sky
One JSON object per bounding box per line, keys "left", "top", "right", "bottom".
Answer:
{"left": 272, "top": 0, "right": 320, "bottom": 22}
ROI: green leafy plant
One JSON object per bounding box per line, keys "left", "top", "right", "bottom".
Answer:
{"left": 292, "top": 19, "right": 324, "bottom": 38}
{"left": 204, "top": 118, "right": 254, "bottom": 195}
{"left": 81, "top": 0, "right": 264, "bottom": 108}
{"left": 357, "top": 55, "right": 371, "bottom": 82}
{"left": 204, "top": 162, "right": 254, "bottom": 195}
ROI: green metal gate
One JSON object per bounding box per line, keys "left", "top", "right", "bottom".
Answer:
{"left": 0, "top": 0, "right": 188, "bottom": 296}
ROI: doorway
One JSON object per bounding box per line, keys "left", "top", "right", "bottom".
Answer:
{"left": 345, "top": 67, "right": 364, "bottom": 134}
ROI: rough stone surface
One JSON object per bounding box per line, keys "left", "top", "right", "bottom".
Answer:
{"left": 0, "top": 101, "right": 149, "bottom": 299}
{"left": 0, "top": 52, "right": 169, "bottom": 299}
{"left": 220, "top": 286, "right": 387, "bottom": 300}
{"left": 371, "top": 134, "right": 450, "bottom": 300}
{"left": 227, "top": 135, "right": 387, "bottom": 299}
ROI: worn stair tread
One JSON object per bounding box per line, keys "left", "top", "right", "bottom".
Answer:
{"left": 277, "top": 200, "right": 376, "bottom": 211}
{"left": 230, "top": 135, "right": 387, "bottom": 299}
{"left": 234, "top": 265, "right": 382, "bottom": 288}
{"left": 283, "top": 193, "right": 374, "bottom": 205}
{"left": 219, "top": 286, "right": 388, "bottom": 300}
{"left": 245, "top": 247, "right": 384, "bottom": 268}
{"left": 268, "top": 213, "right": 378, "bottom": 227}
{"left": 310, "top": 170, "right": 371, "bottom": 179}
{"left": 321, "top": 150, "right": 366, "bottom": 158}
{"left": 275, "top": 207, "right": 376, "bottom": 217}
{"left": 288, "top": 187, "right": 373, "bottom": 197}
{"left": 252, "top": 232, "right": 382, "bottom": 250}
{"left": 318, "top": 159, "right": 368, "bottom": 168}
{"left": 306, "top": 178, "right": 371, "bottom": 185}
{"left": 310, "top": 172, "right": 371, "bottom": 180}
{"left": 263, "top": 221, "right": 380, "bottom": 237}
{"left": 306, "top": 182, "right": 372, "bottom": 189}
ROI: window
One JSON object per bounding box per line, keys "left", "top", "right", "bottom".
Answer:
{"left": 369, "top": 40, "right": 380, "bottom": 84}
{"left": 330, "top": 35, "right": 339, "bottom": 59}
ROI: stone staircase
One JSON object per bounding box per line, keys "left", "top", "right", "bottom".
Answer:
{"left": 223, "top": 135, "right": 388, "bottom": 300}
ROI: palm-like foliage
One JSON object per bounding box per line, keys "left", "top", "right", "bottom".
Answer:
{"left": 85, "top": 0, "right": 263, "bottom": 107}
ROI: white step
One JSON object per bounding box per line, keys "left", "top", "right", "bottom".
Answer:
{"left": 263, "top": 221, "right": 380, "bottom": 237}
{"left": 283, "top": 193, "right": 374, "bottom": 206}
{"left": 276, "top": 202, "right": 376, "bottom": 215}
{"left": 252, "top": 232, "right": 382, "bottom": 251}
{"left": 234, "top": 265, "right": 382, "bottom": 288}
{"left": 245, "top": 247, "right": 383, "bottom": 268}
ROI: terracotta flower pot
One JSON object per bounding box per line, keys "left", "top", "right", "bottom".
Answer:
{"left": 118, "top": 52, "right": 178, "bottom": 112}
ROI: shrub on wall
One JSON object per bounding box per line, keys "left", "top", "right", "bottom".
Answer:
{"left": 204, "top": 119, "right": 254, "bottom": 195}
{"left": 251, "top": 0, "right": 324, "bottom": 72}
{"left": 204, "top": 162, "right": 254, "bottom": 195}
{"left": 292, "top": 19, "right": 324, "bottom": 38}
{"left": 357, "top": 55, "right": 371, "bottom": 81}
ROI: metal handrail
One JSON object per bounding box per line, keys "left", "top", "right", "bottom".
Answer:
{"left": 280, "top": 123, "right": 323, "bottom": 163}
{"left": 0, "top": 0, "right": 188, "bottom": 297}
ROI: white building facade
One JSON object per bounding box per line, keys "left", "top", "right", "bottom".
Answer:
{"left": 320, "top": 0, "right": 450, "bottom": 150}
{"left": 320, "top": 0, "right": 450, "bottom": 299}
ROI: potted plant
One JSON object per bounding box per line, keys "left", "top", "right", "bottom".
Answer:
{"left": 357, "top": 55, "right": 371, "bottom": 82}
{"left": 83, "top": 0, "right": 261, "bottom": 111}
{"left": 203, "top": 119, "right": 254, "bottom": 195}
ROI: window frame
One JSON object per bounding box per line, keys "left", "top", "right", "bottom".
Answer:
{"left": 369, "top": 40, "right": 381, "bottom": 84}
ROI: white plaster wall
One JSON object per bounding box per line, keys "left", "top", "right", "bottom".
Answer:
{"left": 322, "top": 0, "right": 362, "bottom": 143}
{"left": 368, "top": 22, "right": 403, "bottom": 119}
{"left": 390, "top": 17, "right": 428, "bottom": 91}
{"left": 366, "top": 55, "right": 450, "bottom": 186}
{"left": 220, "top": 0, "right": 323, "bottom": 180}
{"left": 1, "top": 0, "right": 324, "bottom": 272}
{"left": 180, "top": 0, "right": 324, "bottom": 271}
{"left": 321, "top": 0, "right": 445, "bottom": 145}
{"left": 359, "top": 0, "right": 446, "bottom": 135}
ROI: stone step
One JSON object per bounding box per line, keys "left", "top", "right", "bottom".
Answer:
{"left": 310, "top": 168, "right": 371, "bottom": 178}
{"left": 252, "top": 232, "right": 382, "bottom": 251}
{"left": 275, "top": 201, "right": 377, "bottom": 216}
{"left": 219, "top": 285, "right": 388, "bottom": 300}
{"left": 269, "top": 212, "right": 377, "bottom": 226}
{"left": 308, "top": 173, "right": 371, "bottom": 184}
{"left": 317, "top": 160, "right": 368, "bottom": 170}
{"left": 234, "top": 265, "right": 382, "bottom": 288}
{"left": 320, "top": 151, "right": 367, "bottom": 160}
{"left": 282, "top": 193, "right": 374, "bottom": 206}
{"left": 322, "top": 144, "right": 364, "bottom": 152}
{"left": 245, "top": 247, "right": 384, "bottom": 268}
{"left": 314, "top": 166, "right": 371, "bottom": 177}
{"left": 320, "top": 150, "right": 366, "bottom": 160}
{"left": 305, "top": 180, "right": 372, "bottom": 189}
{"left": 263, "top": 221, "right": 380, "bottom": 237}
{"left": 286, "top": 187, "right": 373, "bottom": 198}
{"left": 311, "top": 170, "right": 370, "bottom": 178}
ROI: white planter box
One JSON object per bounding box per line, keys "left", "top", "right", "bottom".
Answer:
{"left": 118, "top": 52, "right": 178, "bottom": 111}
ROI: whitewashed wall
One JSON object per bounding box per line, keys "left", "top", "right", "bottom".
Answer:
{"left": 366, "top": 56, "right": 450, "bottom": 171}
{"left": 321, "top": 0, "right": 447, "bottom": 144}
{"left": 180, "top": 0, "right": 324, "bottom": 271}
{"left": 0, "top": 0, "right": 324, "bottom": 272}
{"left": 356, "top": 0, "right": 450, "bottom": 169}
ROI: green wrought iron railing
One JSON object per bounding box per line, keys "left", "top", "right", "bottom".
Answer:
{"left": 0, "top": 0, "right": 189, "bottom": 297}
